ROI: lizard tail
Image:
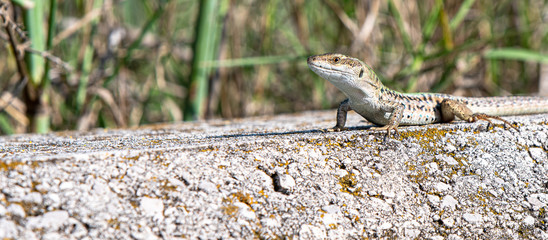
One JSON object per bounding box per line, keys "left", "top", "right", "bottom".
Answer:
{"left": 465, "top": 96, "right": 548, "bottom": 116}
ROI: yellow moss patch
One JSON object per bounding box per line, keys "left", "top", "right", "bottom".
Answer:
{"left": 221, "top": 191, "right": 257, "bottom": 218}
{"left": 338, "top": 173, "right": 363, "bottom": 197}
{"left": 0, "top": 161, "right": 24, "bottom": 171}
{"left": 0, "top": 160, "right": 40, "bottom": 172}
{"left": 232, "top": 192, "right": 256, "bottom": 206}
{"left": 398, "top": 127, "right": 458, "bottom": 155}
{"left": 221, "top": 204, "right": 239, "bottom": 218}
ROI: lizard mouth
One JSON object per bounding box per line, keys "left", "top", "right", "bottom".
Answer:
{"left": 308, "top": 62, "right": 351, "bottom": 80}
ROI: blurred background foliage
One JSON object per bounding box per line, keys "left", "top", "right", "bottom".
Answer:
{"left": 0, "top": 0, "right": 547, "bottom": 134}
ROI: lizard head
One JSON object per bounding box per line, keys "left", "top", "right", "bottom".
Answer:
{"left": 307, "top": 53, "right": 383, "bottom": 99}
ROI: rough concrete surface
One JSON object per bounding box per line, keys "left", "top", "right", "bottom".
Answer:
{"left": 0, "top": 110, "right": 547, "bottom": 239}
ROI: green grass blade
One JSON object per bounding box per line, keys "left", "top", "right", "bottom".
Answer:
{"left": 439, "top": 8, "right": 453, "bottom": 50}
{"left": 450, "top": 0, "right": 476, "bottom": 30}
{"left": 18, "top": 0, "right": 47, "bottom": 132}
{"left": 34, "top": 0, "right": 59, "bottom": 134}
{"left": 46, "top": 0, "right": 57, "bottom": 50}
{"left": 0, "top": 114, "right": 14, "bottom": 135}
{"left": 388, "top": 0, "right": 413, "bottom": 53}
{"left": 22, "top": 0, "right": 45, "bottom": 85}
{"left": 420, "top": 0, "right": 442, "bottom": 48}
{"left": 76, "top": 0, "right": 103, "bottom": 113}
{"left": 76, "top": 45, "right": 94, "bottom": 110}
{"left": 184, "top": 0, "right": 220, "bottom": 121}
{"left": 484, "top": 48, "right": 548, "bottom": 64}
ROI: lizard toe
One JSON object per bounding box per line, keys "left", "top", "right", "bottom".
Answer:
{"left": 329, "top": 126, "right": 347, "bottom": 132}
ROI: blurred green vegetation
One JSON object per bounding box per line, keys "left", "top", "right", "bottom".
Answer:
{"left": 0, "top": 0, "right": 546, "bottom": 134}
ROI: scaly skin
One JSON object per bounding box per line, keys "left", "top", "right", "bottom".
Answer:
{"left": 307, "top": 53, "right": 548, "bottom": 137}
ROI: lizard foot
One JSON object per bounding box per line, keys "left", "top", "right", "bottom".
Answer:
{"left": 471, "top": 113, "right": 519, "bottom": 131}
{"left": 327, "top": 126, "right": 347, "bottom": 132}
{"left": 369, "top": 125, "right": 399, "bottom": 138}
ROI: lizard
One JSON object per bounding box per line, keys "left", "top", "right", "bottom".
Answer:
{"left": 307, "top": 53, "right": 548, "bottom": 138}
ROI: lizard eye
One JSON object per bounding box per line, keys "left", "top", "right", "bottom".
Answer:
{"left": 332, "top": 57, "right": 340, "bottom": 63}
{"left": 359, "top": 68, "right": 364, "bottom": 78}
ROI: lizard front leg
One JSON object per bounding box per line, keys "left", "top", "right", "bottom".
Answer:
{"left": 369, "top": 101, "right": 405, "bottom": 138}
{"left": 329, "top": 99, "right": 352, "bottom": 131}
{"left": 440, "top": 99, "right": 517, "bottom": 130}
